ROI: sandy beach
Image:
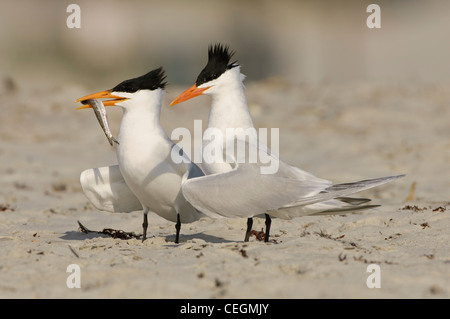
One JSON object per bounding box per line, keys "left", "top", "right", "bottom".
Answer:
{"left": 0, "top": 76, "right": 449, "bottom": 298}
{"left": 1, "top": 0, "right": 450, "bottom": 301}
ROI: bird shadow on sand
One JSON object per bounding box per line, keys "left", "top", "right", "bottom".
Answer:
{"left": 60, "top": 231, "right": 234, "bottom": 244}
{"left": 163, "top": 232, "right": 235, "bottom": 245}
{"left": 59, "top": 221, "right": 234, "bottom": 244}
{"left": 60, "top": 230, "right": 110, "bottom": 241}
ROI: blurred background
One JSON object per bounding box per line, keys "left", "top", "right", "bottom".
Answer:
{"left": 2, "top": 1, "right": 450, "bottom": 300}
{"left": 1, "top": 0, "right": 450, "bottom": 88}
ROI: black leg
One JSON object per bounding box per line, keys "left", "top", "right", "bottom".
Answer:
{"left": 264, "top": 214, "right": 271, "bottom": 243}
{"left": 244, "top": 217, "right": 253, "bottom": 242}
{"left": 175, "top": 213, "right": 181, "bottom": 244}
{"left": 142, "top": 211, "right": 148, "bottom": 242}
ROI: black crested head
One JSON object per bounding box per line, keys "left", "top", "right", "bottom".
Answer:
{"left": 111, "top": 67, "right": 167, "bottom": 93}
{"left": 196, "top": 44, "right": 238, "bottom": 86}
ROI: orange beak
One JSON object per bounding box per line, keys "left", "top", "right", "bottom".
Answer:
{"left": 75, "top": 90, "right": 128, "bottom": 109}
{"left": 169, "top": 84, "right": 211, "bottom": 106}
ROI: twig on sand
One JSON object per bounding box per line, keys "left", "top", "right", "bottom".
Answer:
{"left": 77, "top": 220, "right": 142, "bottom": 240}
{"left": 404, "top": 181, "right": 416, "bottom": 202}
{"left": 68, "top": 245, "right": 79, "bottom": 258}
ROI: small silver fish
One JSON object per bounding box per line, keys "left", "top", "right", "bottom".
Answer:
{"left": 82, "top": 99, "right": 119, "bottom": 146}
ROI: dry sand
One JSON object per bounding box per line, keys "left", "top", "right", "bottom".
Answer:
{"left": 0, "top": 76, "right": 449, "bottom": 298}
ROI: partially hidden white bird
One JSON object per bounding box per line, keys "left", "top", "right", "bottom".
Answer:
{"left": 170, "top": 44, "right": 404, "bottom": 242}
{"left": 76, "top": 67, "right": 205, "bottom": 243}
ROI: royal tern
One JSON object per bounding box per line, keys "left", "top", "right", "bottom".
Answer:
{"left": 170, "top": 44, "right": 404, "bottom": 242}
{"left": 77, "top": 67, "right": 205, "bottom": 243}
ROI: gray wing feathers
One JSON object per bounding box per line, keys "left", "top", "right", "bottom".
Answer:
{"left": 281, "top": 175, "right": 405, "bottom": 208}
{"left": 183, "top": 165, "right": 404, "bottom": 219}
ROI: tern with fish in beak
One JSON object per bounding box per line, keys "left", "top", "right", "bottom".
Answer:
{"left": 76, "top": 67, "right": 206, "bottom": 243}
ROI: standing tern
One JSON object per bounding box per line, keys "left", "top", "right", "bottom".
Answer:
{"left": 170, "top": 44, "right": 404, "bottom": 242}
{"left": 76, "top": 67, "right": 205, "bottom": 243}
